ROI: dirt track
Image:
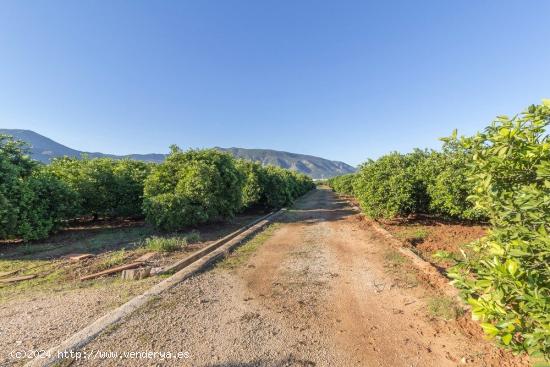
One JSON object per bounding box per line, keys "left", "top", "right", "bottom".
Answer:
{"left": 73, "top": 188, "right": 525, "bottom": 367}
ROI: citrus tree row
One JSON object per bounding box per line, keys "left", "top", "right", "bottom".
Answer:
{"left": 143, "top": 146, "right": 314, "bottom": 231}
{"left": 327, "top": 142, "right": 481, "bottom": 221}
{"left": 328, "top": 101, "right": 550, "bottom": 358}
{"left": 0, "top": 141, "right": 314, "bottom": 240}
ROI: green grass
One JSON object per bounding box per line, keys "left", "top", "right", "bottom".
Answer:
{"left": 394, "top": 227, "right": 430, "bottom": 242}
{"left": 0, "top": 260, "right": 59, "bottom": 294}
{"left": 0, "top": 226, "right": 157, "bottom": 303}
{"left": 0, "top": 260, "right": 85, "bottom": 302}
{"left": 185, "top": 230, "right": 201, "bottom": 244}
{"left": 3, "top": 226, "right": 153, "bottom": 260}
{"left": 143, "top": 236, "right": 187, "bottom": 252}
{"left": 97, "top": 249, "right": 128, "bottom": 270}
{"left": 141, "top": 231, "right": 201, "bottom": 252}
{"left": 218, "top": 224, "right": 280, "bottom": 270}
{"left": 383, "top": 249, "right": 419, "bottom": 288}
{"left": 427, "top": 295, "right": 463, "bottom": 320}
{"left": 0, "top": 264, "right": 155, "bottom": 303}
{"left": 83, "top": 227, "right": 152, "bottom": 252}
{"left": 384, "top": 249, "right": 407, "bottom": 266}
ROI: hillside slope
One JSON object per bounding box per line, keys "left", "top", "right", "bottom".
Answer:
{"left": 217, "top": 147, "right": 355, "bottom": 179}
{"left": 0, "top": 129, "right": 355, "bottom": 178}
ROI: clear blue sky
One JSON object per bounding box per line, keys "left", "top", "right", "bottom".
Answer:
{"left": 1, "top": 1, "right": 549, "bottom": 166}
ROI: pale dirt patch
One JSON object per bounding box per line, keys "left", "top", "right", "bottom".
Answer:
{"left": 0, "top": 278, "right": 157, "bottom": 366}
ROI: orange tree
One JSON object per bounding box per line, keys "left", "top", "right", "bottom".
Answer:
{"left": 143, "top": 147, "right": 245, "bottom": 231}
{"left": 449, "top": 101, "right": 550, "bottom": 358}
{"left": 0, "top": 135, "right": 77, "bottom": 240}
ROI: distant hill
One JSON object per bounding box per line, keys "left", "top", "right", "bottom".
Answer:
{"left": 216, "top": 147, "right": 355, "bottom": 179}
{"left": 0, "top": 129, "right": 166, "bottom": 163}
{"left": 0, "top": 129, "right": 356, "bottom": 179}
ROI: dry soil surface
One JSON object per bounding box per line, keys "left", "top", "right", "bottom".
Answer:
{"left": 0, "top": 278, "right": 158, "bottom": 366}
{"left": 32, "top": 188, "right": 529, "bottom": 367}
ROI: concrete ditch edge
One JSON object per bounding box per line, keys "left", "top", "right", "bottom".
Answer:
{"left": 158, "top": 209, "right": 280, "bottom": 275}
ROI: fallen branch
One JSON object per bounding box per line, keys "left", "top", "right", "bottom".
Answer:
{"left": 0, "top": 269, "right": 20, "bottom": 278}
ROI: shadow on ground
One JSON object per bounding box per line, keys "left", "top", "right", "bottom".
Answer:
{"left": 204, "top": 355, "right": 316, "bottom": 367}
{"left": 276, "top": 188, "right": 358, "bottom": 225}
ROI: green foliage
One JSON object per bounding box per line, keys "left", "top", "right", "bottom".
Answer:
{"left": 420, "top": 134, "right": 484, "bottom": 221}
{"left": 17, "top": 169, "right": 79, "bottom": 240}
{"left": 432, "top": 250, "right": 457, "bottom": 262}
{"left": 0, "top": 135, "right": 76, "bottom": 240}
{"left": 1, "top": 136, "right": 313, "bottom": 240}
{"left": 258, "top": 165, "right": 314, "bottom": 208}
{"left": 143, "top": 147, "right": 314, "bottom": 231}
{"left": 1, "top": 135, "right": 34, "bottom": 238}
{"left": 143, "top": 147, "right": 245, "bottom": 231}
{"left": 236, "top": 159, "right": 314, "bottom": 210}
{"left": 393, "top": 227, "right": 429, "bottom": 243}
{"left": 334, "top": 141, "right": 480, "bottom": 221}
{"left": 144, "top": 236, "right": 187, "bottom": 252}
{"left": 352, "top": 150, "right": 430, "bottom": 219}
{"left": 46, "top": 157, "right": 151, "bottom": 218}
{"left": 98, "top": 249, "right": 128, "bottom": 270}
{"left": 260, "top": 165, "right": 292, "bottom": 208}
{"left": 111, "top": 160, "right": 152, "bottom": 217}
{"left": 327, "top": 173, "right": 356, "bottom": 195}
{"left": 236, "top": 160, "right": 265, "bottom": 209}
{"left": 185, "top": 230, "right": 201, "bottom": 244}
{"left": 449, "top": 102, "right": 550, "bottom": 358}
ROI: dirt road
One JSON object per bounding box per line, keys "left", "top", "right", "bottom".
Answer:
{"left": 74, "top": 188, "right": 525, "bottom": 367}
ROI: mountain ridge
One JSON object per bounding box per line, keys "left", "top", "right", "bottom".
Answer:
{"left": 0, "top": 129, "right": 356, "bottom": 178}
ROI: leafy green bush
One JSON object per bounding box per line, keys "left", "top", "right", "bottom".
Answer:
{"left": 143, "top": 147, "right": 245, "bottom": 231}
{"left": 327, "top": 173, "right": 356, "bottom": 195}
{"left": 419, "top": 135, "right": 484, "bottom": 221}
{"left": 259, "top": 166, "right": 293, "bottom": 208}
{"left": 339, "top": 143, "right": 479, "bottom": 221}
{"left": 111, "top": 160, "right": 152, "bottom": 217}
{"left": 2, "top": 135, "right": 314, "bottom": 239}
{"left": 144, "top": 147, "right": 314, "bottom": 231}
{"left": 236, "top": 160, "right": 265, "bottom": 209}
{"left": 0, "top": 135, "right": 34, "bottom": 239}
{"left": 17, "top": 169, "right": 79, "bottom": 240}
{"left": 352, "top": 150, "right": 429, "bottom": 219}
{"left": 0, "top": 135, "right": 77, "bottom": 240}
{"left": 449, "top": 101, "right": 550, "bottom": 358}
{"left": 46, "top": 157, "right": 151, "bottom": 219}
{"left": 258, "top": 165, "right": 313, "bottom": 208}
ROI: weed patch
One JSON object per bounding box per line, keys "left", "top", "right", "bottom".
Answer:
{"left": 393, "top": 227, "right": 429, "bottom": 246}
{"left": 185, "top": 230, "right": 201, "bottom": 244}
{"left": 97, "top": 249, "right": 128, "bottom": 270}
{"left": 143, "top": 236, "right": 187, "bottom": 252}
{"left": 384, "top": 249, "right": 406, "bottom": 266}
{"left": 427, "top": 295, "right": 463, "bottom": 320}
{"left": 218, "top": 224, "right": 280, "bottom": 270}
